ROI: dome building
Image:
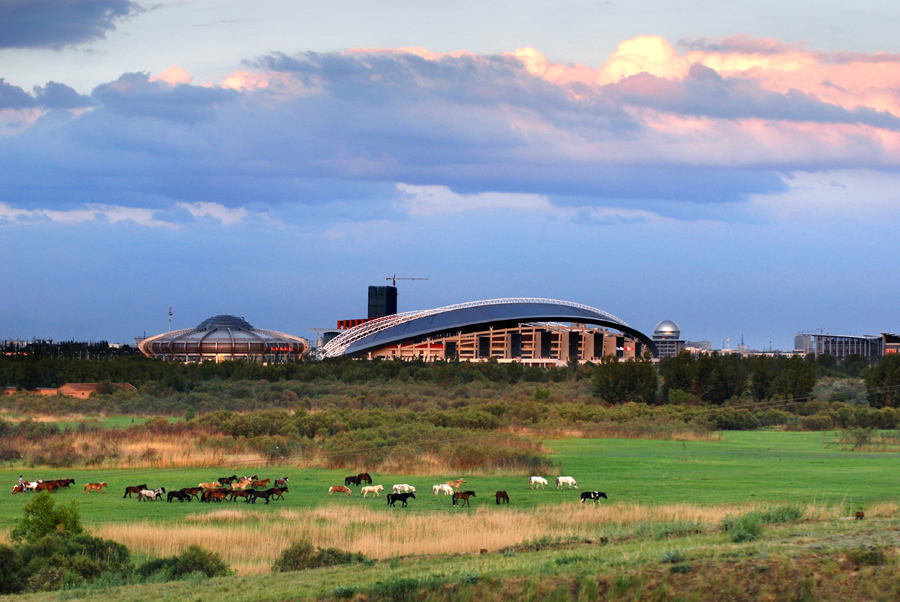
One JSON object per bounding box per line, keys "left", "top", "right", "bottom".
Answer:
{"left": 138, "top": 315, "right": 309, "bottom": 362}
{"left": 653, "top": 319, "right": 685, "bottom": 357}
{"left": 320, "top": 298, "right": 657, "bottom": 363}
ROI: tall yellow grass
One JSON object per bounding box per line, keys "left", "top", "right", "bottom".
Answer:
{"left": 90, "top": 501, "right": 860, "bottom": 575}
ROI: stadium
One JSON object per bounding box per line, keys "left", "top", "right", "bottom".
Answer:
{"left": 138, "top": 315, "right": 309, "bottom": 362}
{"left": 320, "top": 298, "right": 656, "bottom": 363}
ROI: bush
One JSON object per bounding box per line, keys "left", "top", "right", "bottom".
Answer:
{"left": 722, "top": 512, "right": 762, "bottom": 543}
{"left": 272, "top": 540, "right": 369, "bottom": 573}
{"left": 136, "top": 545, "right": 229, "bottom": 580}
{"left": 10, "top": 491, "right": 83, "bottom": 544}
{"left": 758, "top": 505, "right": 804, "bottom": 524}
{"left": 799, "top": 412, "right": 833, "bottom": 431}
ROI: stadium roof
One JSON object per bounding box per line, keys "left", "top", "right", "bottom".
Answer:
{"left": 320, "top": 298, "right": 656, "bottom": 358}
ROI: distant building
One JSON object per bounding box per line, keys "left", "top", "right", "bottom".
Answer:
{"left": 793, "top": 333, "right": 882, "bottom": 361}
{"left": 685, "top": 340, "right": 712, "bottom": 352}
{"left": 882, "top": 333, "right": 900, "bottom": 355}
{"left": 653, "top": 320, "right": 685, "bottom": 358}
{"left": 368, "top": 286, "right": 398, "bottom": 319}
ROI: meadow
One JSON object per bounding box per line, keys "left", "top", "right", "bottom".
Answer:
{"left": 2, "top": 431, "right": 897, "bottom": 580}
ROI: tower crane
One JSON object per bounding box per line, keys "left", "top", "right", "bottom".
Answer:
{"left": 386, "top": 275, "right": 429, "bottom": 287}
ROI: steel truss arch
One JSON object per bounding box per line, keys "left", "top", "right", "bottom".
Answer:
{"left": 320, "top": 298, "right": 640, "bottom": 358}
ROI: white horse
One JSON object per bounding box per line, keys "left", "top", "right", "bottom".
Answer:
{"left": 529, "top": 476, "right": 548, "bottom": 490}
{"left": 361, "top": 485, "right": 384, "bottom": 498}
{"left": 433, "top": 484, "right": 454, "bottom": 495}
{"left": 556, "top": 476, "right": 578, "bottom": 490}
{"left": 392, "top": 484, "right": 416, "bottom": 494}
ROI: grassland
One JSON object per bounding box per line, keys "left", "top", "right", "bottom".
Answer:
{"left": 1, "top": 430, "right": 897, "bottom": 583}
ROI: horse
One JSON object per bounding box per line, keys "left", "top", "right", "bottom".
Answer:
{"left": 495, "top": 491, "right": 510, "bottom": 505}
{"left": 529, "top": 476, "right": 548, "bottom": 490}
{"left": 387, "top": 492, "right": 416, "bottom": 507}
{"left": 357, "top": 473, "right": 372, "bottom": 485}
{"left": 361, "top": 485, "right": 384, "bottom": 498}
{"left": 328, "top": 485, "right": 352, "bottom": 497}
{"left": 230, "top": 489, "right": 252, "bottom": 502}
{"left": 274, "top": 477, "right": 289, "bottom": 487}
{"left": 248, "top": 487, "right": 287, "bottom": 504}
{"left": 345, "top": 475, "right": 361, "bottom": 487}
{"left": 84, "top": 482, "right": 108, "bottom": 494}
{"left": 445, "top": 478, "right": 466, "bottom": 492}
{"left": 167, "top": 490, "right": 191, "bottom": 503}
{"left": 180, "top": 487, "right": 202, "bottom": 501}
{"left": 123, "top": 484, "right": 148, "bottom": 498}
{"left": 580, "top": 491, "right": 607, "bottom": 504}
{"left": 392, "top": 484, "right": 416, "bottom": 494}
{"left": 433, "top": 484, "right": 454, "bottom": 496}
{"left": 452, "top": 491, "right": 476, "bottom": 507}
{"left": 218, "top": 475, "right": 238, "bottom": 485}
{"left": 556, "top": 476, "right": 578, "bottom": 490}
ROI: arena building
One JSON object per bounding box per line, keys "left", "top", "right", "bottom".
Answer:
{"left": 138, "top": 315, "right": 309, "bottom": 362}
{"left": 320, "top": 298, "right": 656, "bottom": 363}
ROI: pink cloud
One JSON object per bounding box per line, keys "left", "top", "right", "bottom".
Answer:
{"left": 150, "top": 65, "right": 193, "bottom": 85}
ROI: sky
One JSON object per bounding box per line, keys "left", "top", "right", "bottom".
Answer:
{"left": 2, "top": 0, "right": 900, "bottom": 350}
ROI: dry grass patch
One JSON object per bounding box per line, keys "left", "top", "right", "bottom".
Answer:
{"left": 93, "top": 502, "right": 776, "bottom": 575}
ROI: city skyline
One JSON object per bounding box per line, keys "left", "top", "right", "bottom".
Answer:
{"left": 2, "top": 1, "right": 899, "bottom": 350}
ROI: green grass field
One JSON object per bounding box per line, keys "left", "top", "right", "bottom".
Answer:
{"left": 3, "top": 430, "right": 900, "bottom": 601}
{"left": 0, "top": 430, "right": 894, "bottom": 532}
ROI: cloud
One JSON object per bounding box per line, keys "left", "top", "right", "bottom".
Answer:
{"left": 0, "top": 0, "right": 142, "bottom": 50}
{"left": 3, "top": 35, "right": 900, "bottom": 222}
{"left": 0, "top": 202, "right": 175, "bottom": 227}
{"left": 91, "top": 72, "right": 237, "bottom": 122}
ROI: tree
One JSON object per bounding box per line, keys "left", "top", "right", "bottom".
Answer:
{"left": 591, "top": 355, "right": 658, "bottom": 404}
{"left": 10, "top": 491, "right": 83, "bottom": 544}
{"left": 751, "top": 355, "right": 772, "bottom": 402}
{"left": 661, "top": 351, "right": 748, "bottom": 405}
{"left": 864, "top": 354, "right": 900, "bottom": 408}
{"left": 771, "top": 355, "right": 817, "bottom": 400}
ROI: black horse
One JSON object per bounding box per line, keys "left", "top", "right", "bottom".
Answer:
{"left": 345, "top": 475, "right": 361, "bottom": 487}
{"left": 580, "top": 491, "right": 608, "bottom": 504}
{"left": 387, "top": 492, "right": 416, "bottom": 507}
{"left": 167, "top": 490, "right": 191, "bottom": 503}
{"left": 495, "top": 491, "right": 509, "bottom": 505}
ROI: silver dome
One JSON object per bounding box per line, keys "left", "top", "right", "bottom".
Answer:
{"left": 653, "top": 320, "right": 681, "bottom": 340}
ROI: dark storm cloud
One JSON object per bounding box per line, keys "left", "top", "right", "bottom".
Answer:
{"left": 0, "top": 0, "right": 142, "bottom": 49}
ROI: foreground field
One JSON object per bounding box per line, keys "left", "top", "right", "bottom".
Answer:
{"left": 1, "top": 431, "right": 896, "bottom": 579}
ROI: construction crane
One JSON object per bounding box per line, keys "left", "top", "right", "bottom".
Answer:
{"left": 386, "top": 275, "right": 428, "bottom": 287}
{"left": 802, "top": 327, "right": 837, "bottom": 357}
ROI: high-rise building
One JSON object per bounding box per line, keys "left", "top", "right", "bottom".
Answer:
{"left": 368, "top": 286, "right": 398, "bottom": 319}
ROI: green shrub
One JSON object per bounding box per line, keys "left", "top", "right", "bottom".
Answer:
{"left": 0, "top": 544, "right": 23, "bottom": 594}
{"left": 10, "top": 491, "right": 83, "bottom": 544}
{"left": 722, "top": 512, "right": 762, "bottom": 543}
{"left": 848, "top": 544, "right": 886, "bottom": 566}
{"left": 758, "top": 505, "right": 804, "bottom": 524}
{"left": 136, "top": 545, "right": 228, "bottom": 580}
{"left": 660, "top": 549, "right": 686, "bottom": 563}
{"left": 272, "top": 540, "right": 369, "bottom": 573}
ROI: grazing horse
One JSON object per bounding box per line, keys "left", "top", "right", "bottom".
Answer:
{"left": 580, "top": 491, "right": 608, "bottom": 504}
{"left": 495, "top": 491, "right": 510, "bottom": 505}
{"left": 167, "top": 490, "right": 191, "bottom": 503}
{"left": 445, "top": 478, "right": 466, "bottom": 492}
{"left": 387, "top": 492, "right": 416, "bottom": 507}
{"left": 556, "top": 476, "right": 578, "bottom": 490}
{"left": 357, "top": 473, "right": 372, "bottom": 485}
{"left": 361, "top": 485, "right": 384, "bottom": 498}
{"left": 328, "top": 485, "right": 352, "bottom": 497}
{"left": 180, "top": 487, "right": 202, "bottom": 501}
{"left": 345, "top": 475, "right": 361, "bottom": 487}
{"left": 529, "top": 476, "right": 548, "bottom": 490}
{"left": 452, "top": 491, "right": 476, "bottom": 507}
{"left": 433, "top": 484, "right": 454, "bottom": 496}
{"left": 123, "top": 484, "right": 148, "bottom": 498}
{"left": 84, "top": 482, "right": 108, "bottom": 494}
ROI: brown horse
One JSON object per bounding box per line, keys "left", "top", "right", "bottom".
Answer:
{"left": 446, "top": 478, "right": 466, "bottom": 492}
{"left": 123, "top": 484, "right": 148, "bottom": 498}
{"left": 452, "top": 491, "right": 476, "bottom": 507}
{"left": 357, "top": 472, "right": 372, "bottom": 485}
{"left": 84, "top": 482, "right": 108, "bottom": 494}
{"left": 495, "top": 491, "right": 509, "bottom": 505}
{"left": 328, "top": 485, "right": 352, "bottom": 497}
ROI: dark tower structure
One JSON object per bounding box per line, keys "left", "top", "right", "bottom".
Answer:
{"left": 368, "top": 286, "right": 398, "bottom": 319}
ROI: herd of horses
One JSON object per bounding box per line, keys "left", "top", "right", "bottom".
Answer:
{"left": 327, "top": 474, "right": 607, "bottom": 507}
{"left": 12, "top": 473, "right": 608, "bottom": 507}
